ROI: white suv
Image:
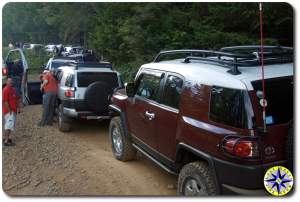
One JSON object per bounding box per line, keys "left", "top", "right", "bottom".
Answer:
{"left": 56, "top": 61, "right": 123, "bottom": 132}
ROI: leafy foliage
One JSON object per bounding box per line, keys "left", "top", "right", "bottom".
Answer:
{"left": 2, "top": 2, "right": 293, "bottom": 81}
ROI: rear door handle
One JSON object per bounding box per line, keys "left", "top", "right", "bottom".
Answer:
{"left": 145, "top": 111, "right": 155, "bottom": 120}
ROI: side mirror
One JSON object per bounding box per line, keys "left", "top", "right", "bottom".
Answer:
{"left": 125, "top": 82, "right": 135, "bottom": 97}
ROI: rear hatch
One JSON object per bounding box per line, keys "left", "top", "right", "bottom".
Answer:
{"left": 74, "top": 71, "right": 120, "bottom": 112}
{"left": 250, "top": 76, "right": 293, "bottom": 163}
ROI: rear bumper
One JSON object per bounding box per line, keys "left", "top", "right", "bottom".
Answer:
{"left": 63, "top": 107, "right": 110, "bottom": 120}
{"left": 213, "top": 157, "right": 287, "bottom": 195}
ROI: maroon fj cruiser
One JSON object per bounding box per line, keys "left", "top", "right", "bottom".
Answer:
{"left": 108, "top": 46, "right": 293, "bottom": 195}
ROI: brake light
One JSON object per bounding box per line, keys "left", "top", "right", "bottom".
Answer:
{"left": 64, "top": 89, "right": 74, "bottom": 97}
{"left": 2, "top": 67, "right": 8, "bottom": 76}
{"left": 222, "top": 136, "right": 259, "bottom": 158}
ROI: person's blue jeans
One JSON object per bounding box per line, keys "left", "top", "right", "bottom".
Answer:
{"left": 40, "top": 92, "right": 57, "bottom": 125}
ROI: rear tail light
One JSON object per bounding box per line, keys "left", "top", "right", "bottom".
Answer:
{"left": 64, "top": 89, "right": 74, "bottom": 97}
{"left": 2, "top": 67, "right": 8, "bottom": 76}
{"left": 221, "top": 136, "right": 260, "bottom": 158}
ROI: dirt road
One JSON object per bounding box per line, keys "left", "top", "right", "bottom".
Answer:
{"left": 2, "top": 105, "right": 177, "bottom": 196}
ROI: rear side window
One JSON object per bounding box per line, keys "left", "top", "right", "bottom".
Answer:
{"left": 161, "top": 75, "right": 183, "bottom": 109}
{"left": 136, "top": 73, "right": 162, "bottom": 101}
{"left": 65, "top": 74, "right": 74, "bottom": 87}
{"left": 56, "top": 70, "right": 63, "bottom": 82}
{"left": 210, "top": 86, "right": 247, "bottom": 128}
{"left": 77, "top": 72, "right": 118, "bottom": 88}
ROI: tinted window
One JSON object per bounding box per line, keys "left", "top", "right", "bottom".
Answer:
{"left": 56, "top": 71, "right": 63, "bottom": 82}
{"left": 251, "top": 77, "right": 293, "bottom": 125}
{"left": 162, "top": 75, "right": 183, "bottom": 109}
{"left": 136, "top": 74, "right": 162, "bottom": 101}
{"left": 77, "top": 72, "right": 118, "bottom": 88}
{"left": 65, "top": 74, "right": 74, "bottom": 87}
{"left": 210, "top": 86, "right": 247, "bottom": 128}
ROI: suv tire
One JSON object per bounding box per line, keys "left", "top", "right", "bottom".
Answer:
{"left": 109, "top": 117, "right": 136, "bottom": 161}
{"left": 58, "top": 104, "right": 71, "bottom": 132}
{"left": 178, "top": 161, "right": 217, "bottom": 196}
{"left": 85, "top": 81, "right": 113, "bottom": 114}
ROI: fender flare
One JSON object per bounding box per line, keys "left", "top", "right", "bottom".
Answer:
{"left": 175, "top": 142, "right": 220, "bottom": 194}
{"left": 109, "top": 104, "right": 130, "bottom": 138}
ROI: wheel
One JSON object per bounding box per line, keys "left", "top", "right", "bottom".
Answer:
{"left": 286, "top": 126, "right": 293, "bottom": 172}
{"left": 178, "top": 162, "right": 217, "bottom": 196}
{"left": 109, "top": 117, "right": 136, "bottom": 161}
{"left": 58, "top": 104, "right": 71, "bottom": 132}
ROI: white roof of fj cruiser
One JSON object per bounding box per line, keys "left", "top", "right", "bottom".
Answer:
{"left": 141, "top": 59, "right": 293, "bottom": 91}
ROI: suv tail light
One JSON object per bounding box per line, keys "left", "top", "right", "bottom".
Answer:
{"left": 2, "top": 67, "right": 8, "bottom": 76}
{"left": 64, "top": 89, "right": 75, "bottom": 97}
{"left": 221, "top": 136, "right": 260, "bottom": 158}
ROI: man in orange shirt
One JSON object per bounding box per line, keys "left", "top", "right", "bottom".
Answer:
{"left": 38, "top": 69, "right": 58, "bottom": 126}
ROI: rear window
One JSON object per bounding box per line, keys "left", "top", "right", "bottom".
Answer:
{"left": 251, "top": 76, "right": 293, "bottom": 125}
{"left": 77, "top": 72, "right": 119, "bottom": 88}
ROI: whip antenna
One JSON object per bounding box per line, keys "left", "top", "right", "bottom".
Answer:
{"left": 259, "top": 3, "right": 267, "bottom": 133}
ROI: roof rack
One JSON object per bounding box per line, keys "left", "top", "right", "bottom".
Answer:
{"left": 220, "top": 45, "right": 293, "bottom": 53}
{"left": 67, "top": 61, "right": 112, "bottom": 69}
{"left": 53, "top": 56, "right": 79, "bottom": 60}
{"left": 153, "top": 47, "right": 293, "bottom": 75}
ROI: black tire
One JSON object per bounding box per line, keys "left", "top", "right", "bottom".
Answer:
{"left": 286, "top": 126, "right": 293, "bottom": 172}
{"left": 178, "top": 161, "right": 217, "bottom": 196}
{"left": 84, "top": 81, "right": 113, "bottom": 114}
{"left": 109, "top": 117, "right": 136, "bottom": 161}
{"left": 58, "top": 104, "right": 71, "bottom": 132}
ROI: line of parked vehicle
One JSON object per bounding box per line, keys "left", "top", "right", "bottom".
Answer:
{"left": 2, "top": 45, "right": 294, "bottom": 196}
{"left": 11, "top": 42, "right": 86, "bottom": 57}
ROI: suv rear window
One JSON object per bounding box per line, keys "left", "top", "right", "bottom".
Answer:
{"left": 251, "top": 76, "right": 293, "bottom": 125}
{"left": 77, "top": 72, "right": 118, "bottom": 88}
{"left": 210, "top": 86, "right": 247, "bottom": 128}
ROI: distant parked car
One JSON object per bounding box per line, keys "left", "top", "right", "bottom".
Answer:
{"left": 45, "top": 44, "right": 62, "bottom": 53}
{"left": 62, "top": 46, "right": 83, "bottom": 56}
{"left": 23, "top": 43, "right": 43, "bottom": 50}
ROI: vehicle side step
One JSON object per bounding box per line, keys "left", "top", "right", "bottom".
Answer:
{"left": 132, "top": 143, "right": 177, "bottom": 175}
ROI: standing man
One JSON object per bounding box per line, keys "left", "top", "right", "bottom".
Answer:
{"left": 38, "top": 69, "right": 58, "bottom": 126}
{"left": 2, "top": 78, "right": 19, "bottom": 146}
